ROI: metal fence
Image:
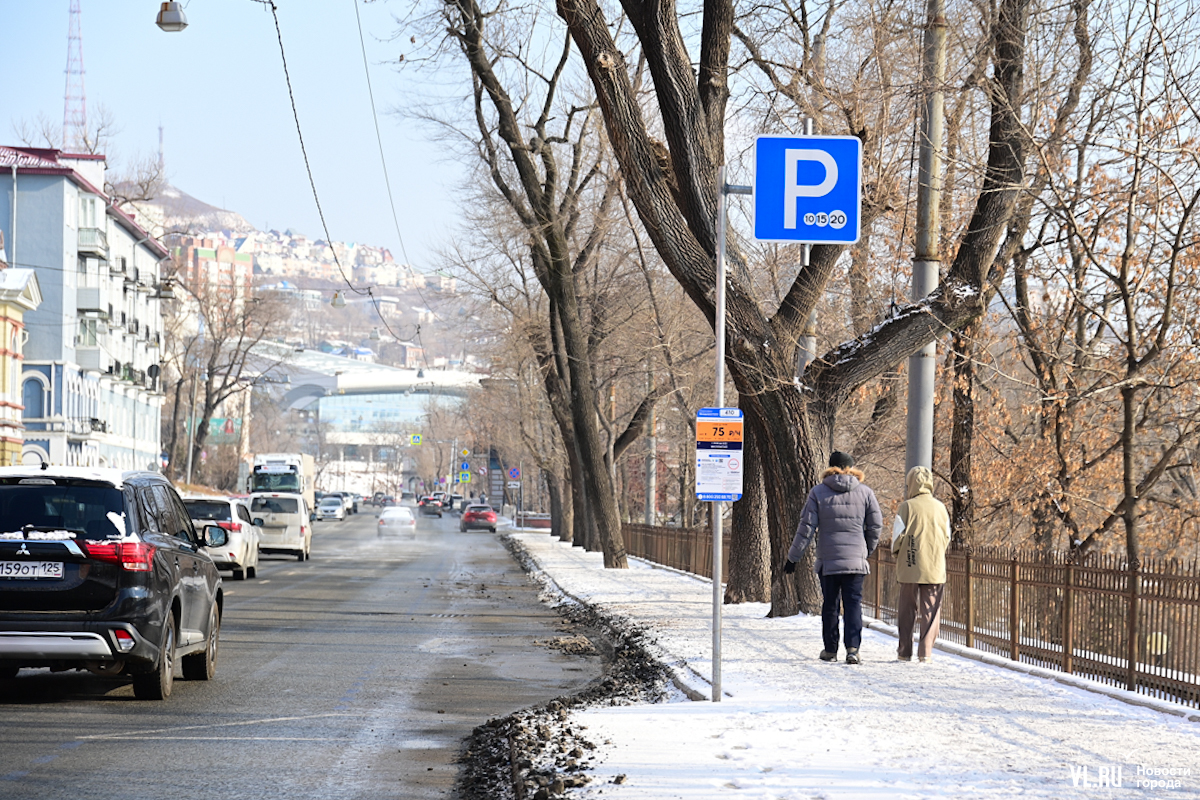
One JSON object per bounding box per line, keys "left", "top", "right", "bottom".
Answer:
{"left": 865, "top": 545, "right": 1200, "bottom": 708}
{"left": 620, "top": 523, "right": 1200, "bottom": 708}
{"left": 622, "top": 523, "right": 727, "bottom": 580}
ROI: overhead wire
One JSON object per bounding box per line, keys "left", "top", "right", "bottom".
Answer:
{"left": 349, "top": 0, "right": 435, "bottom": 366}
{"left": 254, "top": 0, "right": 425, "bottom": 354}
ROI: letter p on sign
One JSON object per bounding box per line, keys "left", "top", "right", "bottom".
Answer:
{"left": 784, "top": 150, "right": 838, "bottom": 228}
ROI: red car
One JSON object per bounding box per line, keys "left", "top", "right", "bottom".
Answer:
{"left": 460, "top": 504, "right": 497, "bottom": 532}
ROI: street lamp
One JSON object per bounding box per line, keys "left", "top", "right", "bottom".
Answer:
{"left": 155, "top": 2, "right": 188, "bottom": 32}
{"left": 331, "top": 291, "right": 346, "bottom": 309}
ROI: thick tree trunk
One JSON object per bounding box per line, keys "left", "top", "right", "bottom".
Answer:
{"left": 724, "top": 410, "right": 770, "bottom": 603}
{"left": 948, "top": 322, "right": 978, "bottom": 546}
{"left": 547, "top": 470, "right": 571, "bottom": 542}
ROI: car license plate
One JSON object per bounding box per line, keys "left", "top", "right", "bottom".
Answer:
{"left": 0, "top": 561, "right": 65, "bottom": 579}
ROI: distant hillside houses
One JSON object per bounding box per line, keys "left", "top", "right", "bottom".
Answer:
{"left": 128, "top": 184, "right": 450, "bottom": 291}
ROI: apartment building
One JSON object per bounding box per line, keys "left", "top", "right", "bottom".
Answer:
{"left": 0, "top": 145, "right": 169, "bottom": 468}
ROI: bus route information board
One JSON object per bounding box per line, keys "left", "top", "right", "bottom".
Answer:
{"left": 695, "top": 407, "right": 744, "bottom": 502}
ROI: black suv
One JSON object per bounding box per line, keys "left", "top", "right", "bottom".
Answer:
{"left": 0, "top": 467, "right": 228, "bottom": 700}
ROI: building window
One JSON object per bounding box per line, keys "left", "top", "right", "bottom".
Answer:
{"left": 79, "top": 196, "right": 98, "bottom": 229}
{"left": 22, "top": 378, "right": 46, "bottom": 418}
{"left": 78, "top": 319, "right": 98, "bottom": 347}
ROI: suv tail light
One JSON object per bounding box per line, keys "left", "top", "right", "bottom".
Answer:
{"left": 217, "top": 521, "right": 243, "bottom": 533}
{"left": 113, "top": 629, "right": 136, "bottom": 652}
{"left": 82, "top": 541, "right": 156, "bottom": 571}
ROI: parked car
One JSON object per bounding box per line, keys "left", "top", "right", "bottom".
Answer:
{"left": 182, "top": 495, "right": 261, "bottom": 580}
{"left": 249, "top": 493, "right": 312, "bottom": 561}
{"left": 417, "top": 496, "right": 443, "bottom": 517}
{"left": 0, "top": 466, "right": 227, "bottom": 700}
{"left": 400, "top": 491, "right": 415, "bottom": 501}
{"left": 377, "top": 506, "right": 417, "bottom": 537}
{"left": 316, "top": 496, "right": 346, "bottom": 521}
{"left": 460, "top": 504, "right": 498, "bottom": 532}
{"left": 448, "top": 493, "right": 465, "bottom": 512}
{"left": 327, "top": 491, "right": 358, "bottom": 515}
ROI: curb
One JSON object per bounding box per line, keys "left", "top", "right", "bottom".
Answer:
{"left": 504, "top": 534, "right": 718, "bottom": 702}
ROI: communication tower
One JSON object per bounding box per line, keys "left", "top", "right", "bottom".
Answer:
{"left": 63, "top": 0, "right": 87, "bottom": 149}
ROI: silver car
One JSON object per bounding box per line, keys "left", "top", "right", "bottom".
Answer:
{"left": 183, "top": 495, "right": 261, "bottom": 581}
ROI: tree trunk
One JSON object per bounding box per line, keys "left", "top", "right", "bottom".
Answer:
{"left": 547, "top": 469, "right": 571, "bottom": 542}
{"left": 724, "top": 410, "right": 770, "bottom": 603}
{"left": 165, "top": 375, "right": 185, "bottom": 480}
{"left": 948, "top": 322, "right": 978, "bottom": 546}
{"left": 1122, "top": 386, "right": 1140, "bottom": 566}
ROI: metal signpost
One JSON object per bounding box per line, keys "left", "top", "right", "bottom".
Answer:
{"left": 700, "top": 132, "right": 861, "bottom": 702}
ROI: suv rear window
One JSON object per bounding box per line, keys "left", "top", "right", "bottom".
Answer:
{"left": 0, "top": 480, "right": 126, "bottom": 539}
{"left": 183, "top": 500, "right": 232, "bottom": 521}
{"left": 252, "top": 497, "right": 299, "bottom": 514}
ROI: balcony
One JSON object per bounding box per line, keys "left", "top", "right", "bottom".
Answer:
{"left": 76, "top": 286, "right": 108, "bottom": 318}
{"left": 77, "top": 227, "right": 108, "bottom": 257}
{"left": 76, "top": 346, "right": 108, "bottom": 373}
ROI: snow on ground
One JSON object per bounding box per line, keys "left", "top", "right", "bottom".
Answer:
{"left": 510, "top": 533, "right": 1200, "bottom": 800}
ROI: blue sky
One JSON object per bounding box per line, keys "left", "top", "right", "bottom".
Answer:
{"left": 0, "top": 0, "right": 463, "bottom": 270}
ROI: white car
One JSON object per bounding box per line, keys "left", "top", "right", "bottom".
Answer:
{"left": 377, "top": 506, "right": 416, "bottom": 537}
{"left": 316, "top": 497, "right": 346, "bottom": 521}
{"left": 250, "top": 493, "right": 312, "bottom": 561}
{"left": 183, "top": 495, "right": 261, "bottom": 580}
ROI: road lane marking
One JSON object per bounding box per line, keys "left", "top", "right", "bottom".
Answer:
{"left": 80, "top": 736, "right": 354, "bottom": 741}
{"left": 76, "top": 712, "right": 353, "bottom": 740}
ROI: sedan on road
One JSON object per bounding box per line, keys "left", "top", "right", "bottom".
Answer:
{"left": 460, "top": 504, "right": 498, "bottom": 532}
{"left": 417, "top": 496, "right": 443, "bottom": 517}
{"left": 183, "top": 495, "right": 261, "bottom": 580}
{"left": 377, "top": 507, "right": 417, "bottom": 537}
{"left": 316, "top": 497, "right": 346, "bottom": 521}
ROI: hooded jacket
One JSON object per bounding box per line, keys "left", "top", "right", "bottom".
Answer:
{"left": 787, "top": 467, "right": 883, "bottom": 575}
{"left": 891, "top": 465, "right": 951, "bottom": 584}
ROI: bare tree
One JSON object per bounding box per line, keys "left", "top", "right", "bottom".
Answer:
{"left": 553, "top": 0, "right": 1037, "bottom": 615}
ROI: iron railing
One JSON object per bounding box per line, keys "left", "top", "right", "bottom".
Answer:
{"left": 865, "top": 545, "right": 1200, "bottom": 707}
{"left": 622, "top": 523, "right": 727, "bottom": 581}
{"left": 619, "top": 523, "right": 1200, "bottom": 708}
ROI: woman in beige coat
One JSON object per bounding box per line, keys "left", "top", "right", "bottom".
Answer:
{"left": 891, "top": 465, "right": 951, "bottom": 661}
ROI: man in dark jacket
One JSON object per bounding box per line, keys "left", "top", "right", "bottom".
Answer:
{"left": 783, "top": 451, "right": 882, "bottom": 664}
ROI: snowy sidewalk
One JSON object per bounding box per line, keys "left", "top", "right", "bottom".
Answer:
{"left": 510, "top": 533, "right": 1200, "bottom": 799}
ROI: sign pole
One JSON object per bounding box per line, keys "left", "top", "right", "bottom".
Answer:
{"left": 710, "top": 169, "right": 751, "bottom": 702}
{"left": 713, "top": 166, "right": 730, "bottom": 702}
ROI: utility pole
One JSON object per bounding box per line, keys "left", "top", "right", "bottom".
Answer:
{"left": 906, "top": 0, "right": 947, "bottom": 472}
{"left": 798, "top": 117, "right": 818, "bottom": 374}
{"left": 645, "top": 367, "right": 657, "bottom": 526}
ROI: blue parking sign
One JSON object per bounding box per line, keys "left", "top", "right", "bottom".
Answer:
{"left": 753, "top": 135, "right": 861, "bottom": 244}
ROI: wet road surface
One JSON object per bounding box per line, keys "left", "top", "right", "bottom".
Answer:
{"left": 0, "top": 507, "right": 600, "bottom": 799}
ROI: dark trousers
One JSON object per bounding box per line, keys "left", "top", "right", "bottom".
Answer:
{"left": 820, "top": 572, "right": 865, "bottom": 653}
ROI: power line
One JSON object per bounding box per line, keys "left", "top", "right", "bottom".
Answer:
{"left": 350, "top": 0, "right": 434, "bottom": 364}
{"left": 256, "top": 0, "right": 428, "bottom": 357}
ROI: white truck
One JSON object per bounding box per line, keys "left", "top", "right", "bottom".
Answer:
{"left": 246, "top": 453, "right": 316, "bottom": 514}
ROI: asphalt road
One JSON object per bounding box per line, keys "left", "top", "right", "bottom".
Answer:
{"left": 0, "top": 506, "right": 601, "bottom": 799}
